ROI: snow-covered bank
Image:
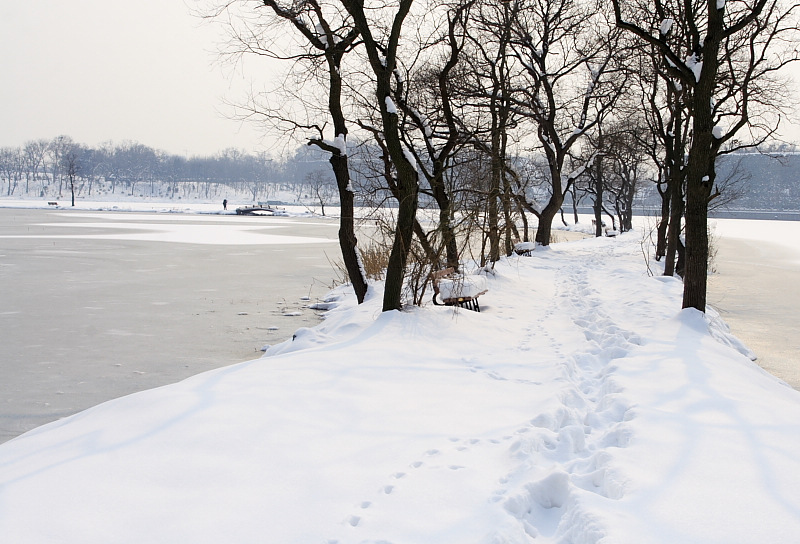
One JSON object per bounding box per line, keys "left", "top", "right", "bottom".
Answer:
{"left": 2, "top": 233, "right": 799, "bottom": 543}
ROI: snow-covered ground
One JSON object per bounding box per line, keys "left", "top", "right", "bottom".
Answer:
{"left": 1, "top": 222, "right": 799, "bottom": 543}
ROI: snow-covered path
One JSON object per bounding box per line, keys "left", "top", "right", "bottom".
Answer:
{"left": 1, "top": 233, "right": 799, "bottom": 543}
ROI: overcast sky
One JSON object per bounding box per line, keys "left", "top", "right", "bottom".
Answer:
{"left": 2, "top": 2, "right": 799, "bottom": 158}
{"left": 0, "top": 1, "right": 269, "bottom": 157}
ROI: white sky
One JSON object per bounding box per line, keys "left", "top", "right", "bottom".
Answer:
{"left": 0, "top": 1, "right": 271, "bottom": 157}
{"left": 1, "top": 2, "right": 799, "bottom": 157}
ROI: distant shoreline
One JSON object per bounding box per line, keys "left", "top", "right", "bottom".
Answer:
{"left": 4, "top": 198, "right": 800, "bottom": 222}
{"left": 575, "top": 206, "right": 800, "bottom": 221}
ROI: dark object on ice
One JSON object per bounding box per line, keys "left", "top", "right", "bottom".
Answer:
{"left": 235, "top": 205, "right": 278, "bottom": 215}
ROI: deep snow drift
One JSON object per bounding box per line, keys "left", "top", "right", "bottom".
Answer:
{"left": 1, "top": 232, "right": 799, "bottom": 543}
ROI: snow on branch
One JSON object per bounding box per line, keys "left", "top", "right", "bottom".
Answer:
{"left": 685, "top": 53, "right": 703, "bottom": 82}
{"left": 322, "top": 133, "right": 347, "bottom": 156}
{"left": 402, "top": 144, "right": 418, "bottom": 173}
{"left": 563, "top": 153, "right": 597, "bottom": 184}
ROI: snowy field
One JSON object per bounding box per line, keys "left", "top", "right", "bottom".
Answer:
{"left": 1, "top": 200, "right": 799, "bottom": 543}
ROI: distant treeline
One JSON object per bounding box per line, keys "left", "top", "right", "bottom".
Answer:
{"left": 2, "top": 136, "right": 800, "bottom": 213}
{"left": 714, "top": 149, "right": 800, "bottom": 211}
{"left": 0, "top": 135, "right": 346, "bottom": 199}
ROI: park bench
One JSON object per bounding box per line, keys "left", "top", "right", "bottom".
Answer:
{"left": 591, "top": 219, "right": 619, "bottom": 237}
{"left": 47, "top": 201, "right": 58, "bottom": 206}
{"left": 513, "top": 241, "right": 536, "bottom": 256}
{"left": 431, "top": 267, "right": 488, "bottom": 312}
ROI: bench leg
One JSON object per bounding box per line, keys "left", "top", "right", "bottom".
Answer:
{"left": 456, "top": 299, "right": 481, "bottom": 312}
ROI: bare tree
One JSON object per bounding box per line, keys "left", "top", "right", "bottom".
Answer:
{"left": 612, "top": 0, "right": 800, "bottom": 311}
{"left": 0, "top": 147, "right": 23, "bottom": 196}
{"left": 63, "top": 144, "right": 83, "bottom": 207}
{"left": 395, "top": 0, "right": 476, "bottom": 270}
{"left": 305, "top": 168, "right": 338, "bottom": 215}
{"left": 339, "top": 0, "right": 420, "bottom": 311}
{"left": 461, "top": 0, "right": 521, "bottom": 261}
{"left": 210, "top": 0, "right": 369, "bottom": 303}
{"left": 509, "top": 0, "right": 627, "bottom": 246}
{"left": 48, "top": 135, "right": 75, "bottom": 197}
{"left": 604, "top": 125, "right": 650, "bottom": 232}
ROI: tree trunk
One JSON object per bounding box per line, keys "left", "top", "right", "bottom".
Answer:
{"left": 341, "top": 0, "right": 417, "bottom": 311}
{"left": 502, "top": 170, "right": 515, "bottom": 256}
{"left": 594, "top": 152, "right": 604, "bottom": 237}
{"left": 655, "top": 185, "right": 669, "bottom": 260}
{"left": 535, "top": 195, "right": 562, "bottom": 246}
{"left": 413, "top": 220, "right": 439, "bottom": 265}
{"left": 331, "top": 153, "right": 368, "bottom": 304}
{"left": 571, "top": 185, "right": 579, "bottom": 224}
{"left": 429, "top": 167, "right": 458, "bottom": 270}
{"left": 487, "top": 140, "right": 502, "bottom": 261}
{"left": 383, "top": 185, "right": 418, "bottom": 311}
{"left": 681, "top": 8, "right": 723, "bottom": 312}
{"left": 682, "top": 169, "right": 711, "bottom": 310}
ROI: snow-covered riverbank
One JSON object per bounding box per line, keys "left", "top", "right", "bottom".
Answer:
{"left": 1, "top": 229, "right": 798, "bottom": 543}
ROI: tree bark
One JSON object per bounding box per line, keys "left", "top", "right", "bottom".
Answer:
{"left": 655, "top": 183, "right": 669, "bottom": 260}
{"left": 341, "top": 0, "right": 418, "bottom": 311}
{"left": 664, "top": 169, "right": 684, "bottom": 276}
{"left": 330, "top": 153, "right": 368, "bottom": 303}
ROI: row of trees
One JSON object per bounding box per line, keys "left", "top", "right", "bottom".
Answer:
{"left": 0, "top": 137, "right": 288, "bottom": 202}
{"left": 211, "top": 0, "right": 799, "bottom": 312}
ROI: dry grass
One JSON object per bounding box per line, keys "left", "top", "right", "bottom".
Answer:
{"left": 326, "top": 239, "right": 391, "bottom": 287}
{"left": 360, "top": 241, "right": 390, "bottom": 280}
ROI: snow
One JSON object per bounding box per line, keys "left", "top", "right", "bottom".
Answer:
{"left": 514, "top": 241, "right": 537, "bottom": 254}
{"left": 0, "top": 218, "right": 331, "bottom": 245}
{"left": 686, "top": 53, "right": 703, "bottom": 82}
{"left": 659, "top": 18, "right": 673, "bottom": 36}
{"left": 385, "top": 95, "right": 398, "bottom": 114}
{"left": 402, "top": 145, "right": 419, "bottom": 173}
{"left": 2, "top": 228, "right": 800, "bottom": 543}
{"left": 333, "top": 133, "right": 347, "bottom": 156}
{"left": 315, "top": 23, "right": 328, "bottom": 47}
{"left": 711, "top": 217, "right": 800, "bottom": 258}
{"left": 411, "top": 106, "right": 433, "bottom": 138}
{"left": 436, "top": 274, "right": 488, "bottom": 300}
{"left": 323, "top": 134, "right": 348, "bottom": 156}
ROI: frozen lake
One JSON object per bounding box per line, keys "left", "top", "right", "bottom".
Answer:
{"left": 707, "top": 219, "right": 800, "bottom": 392}
{"left": 0, "top": 208, "right": 341, "bottom": 443}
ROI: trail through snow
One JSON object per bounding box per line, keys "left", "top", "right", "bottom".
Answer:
{"left": 1, "top": 233, "right": 799, "bottom": 543}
